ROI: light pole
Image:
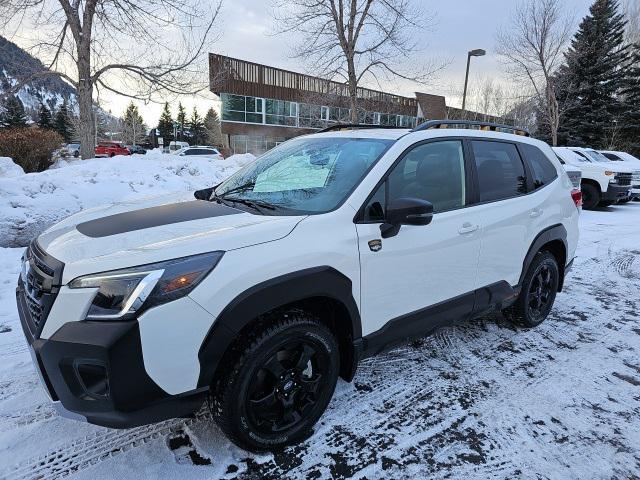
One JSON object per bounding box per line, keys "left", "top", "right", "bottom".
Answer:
{"left": 461, "top": 48, "right": 486, "bottom": 114}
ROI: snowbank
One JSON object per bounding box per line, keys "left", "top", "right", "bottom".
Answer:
{"left": 0, "top": 151, "right": 255, "bottom": 248}
{"left": 0, "top": 157, "right": 24, "bottom": 178}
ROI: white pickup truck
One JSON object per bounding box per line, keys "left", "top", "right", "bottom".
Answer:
{"left": 553, "top": 147, "right": 634, "bottom": 210}
{"left": 599, "top": 150, "right": 640, "bottom": 201}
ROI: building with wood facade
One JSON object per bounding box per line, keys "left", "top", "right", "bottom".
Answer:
{"left": 209, "top": 54, "right": 508, "bottom": 155}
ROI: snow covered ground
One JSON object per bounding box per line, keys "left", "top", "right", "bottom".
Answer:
{"left": 0, "top": 150, "right": 255, "bottom": 248}
{"left": 1, "top": 155, "right": 639, "bottom": 479}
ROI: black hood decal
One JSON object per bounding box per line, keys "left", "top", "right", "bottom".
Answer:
{"left": 76, "top": 201, "right": 243, "bottom": 238}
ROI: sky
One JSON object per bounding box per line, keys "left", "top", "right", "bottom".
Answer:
{"left": 9, "top": 0, "right": 595, "bottom": 126}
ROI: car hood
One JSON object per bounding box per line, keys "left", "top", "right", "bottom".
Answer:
{"left": 37, "top": 193, "right": 305, "bottom": 283}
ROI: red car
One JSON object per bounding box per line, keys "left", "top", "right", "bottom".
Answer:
{"left": 95, "top": 142, "right": 131, "bottom": 158}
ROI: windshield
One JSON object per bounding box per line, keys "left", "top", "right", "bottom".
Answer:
{"left": 584, "top": 150, "right": 611, "bottom": 163}
{"left": 214, "top": 137, "right": 393, "bottom": 215}
{"left": 569, "top": 150, "right": 592, "bottom": 163}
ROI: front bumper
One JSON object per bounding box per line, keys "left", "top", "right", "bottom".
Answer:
{"left": 603, "top": 184, "right": 632, "bottom": 202}
{"left": 17, "top": 278, "right": 206, "bottom": 428}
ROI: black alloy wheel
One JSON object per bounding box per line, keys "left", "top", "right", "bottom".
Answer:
{"left": 505, "top": 251, "right": 559, "bottom": 327}
{"left": 246, "top": 339, "right": 329, "bottom": 435}
{"left": 212, "top": 313, "right": 339, "bottom": 452}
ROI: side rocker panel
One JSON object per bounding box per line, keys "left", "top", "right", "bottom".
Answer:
{"left": 197, "top": 266, "right": 361, "bottom": 388}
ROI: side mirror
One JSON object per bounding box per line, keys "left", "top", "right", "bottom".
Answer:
{"left": 380, "top": 198, "right": 433, "bottom": 238}
{"left": 194, "top": 187, "right": 214, "bottom": 200}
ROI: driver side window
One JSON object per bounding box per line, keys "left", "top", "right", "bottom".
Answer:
{"left": 363, "top": 140, "right": 466, "bottom": 221}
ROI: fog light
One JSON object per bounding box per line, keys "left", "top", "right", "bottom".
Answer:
{"left": 75, "top": 362, "right": 109, "bottom": 400}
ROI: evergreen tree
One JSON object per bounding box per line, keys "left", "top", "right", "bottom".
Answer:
{"left": 176, "top": 102, "right": 187, "bottom": 141}
{"left": 204, "top": 108, "right": 224, "bottom": 147}
{"left": 1, "top": 95, "right": 28, "bottom": 128}
{"left": 157, "top": 102, "right": 174, "bottom": 144}
{"left": 53, "top": 100, "right": 74, "bottom": 142}
{"left": 37, "top": 103, "right": 53, "bottom": 129}
{"left": 558, "top": 0, "right": 631, "bottom": 148}
{"left": 620, "top": 43, "right": 640, "bottom": 155}
{"left": 189, "top": 107, "right": 206, "bottom": 145}
{"left": 121, "top": 102, "right": 147, "bottom": 145}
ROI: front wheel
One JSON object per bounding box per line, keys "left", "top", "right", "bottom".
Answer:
{"left": 581, "top": 183, "right": 600, "bottom": 210}
{"left": 211, "top": 312, "right": 339, "bottom": 452}
{"left": 505, "top": 251, "right": 559, "bottom": 328}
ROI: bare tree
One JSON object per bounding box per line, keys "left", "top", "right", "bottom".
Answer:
{"left": 274, "top": 0, "right": 443, "bottom": 123}
{"left": 496, "top": 0, "right": 573, "bottom": 146}
{"left": 0, "top": 0, "right": 221, "bottom": 159}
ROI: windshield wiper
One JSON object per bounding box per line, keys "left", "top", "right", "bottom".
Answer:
{"left": 216, "top": 181, "right": 256, "bottom": 199}
{"left": 220, "top": 196, "right": 277, "bottom": 211}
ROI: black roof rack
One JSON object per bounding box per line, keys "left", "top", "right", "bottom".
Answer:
{"left": 411, "top": 120, "right": 530, "bottom": 137}
{"left": 317, "top": 123, "right": 406, "bottom": 133}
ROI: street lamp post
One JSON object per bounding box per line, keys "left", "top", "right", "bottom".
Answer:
{"left": 461, "top": 48, "right": 486, "bottom": 114}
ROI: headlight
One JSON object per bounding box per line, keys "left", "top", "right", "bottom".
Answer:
{"left": 69, "top": 251, "right": 223, "bottom": 320}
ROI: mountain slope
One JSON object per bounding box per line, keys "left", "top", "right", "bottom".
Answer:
{"left": 0, "top": 35, "right": 76, "bottom": 120}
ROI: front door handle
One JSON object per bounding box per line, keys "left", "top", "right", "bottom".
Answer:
{"left": 458, "top": 222, "right": 479, "bottom": 235}
{"left": 529, "top": 208, "right": 543, "bottom": 218}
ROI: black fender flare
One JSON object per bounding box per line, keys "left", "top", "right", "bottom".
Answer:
{"left": 196, "top": 266, "right": 361, "bottom": 388}
{"left": 518, "top": 224, "right": 568, "bottom": 291}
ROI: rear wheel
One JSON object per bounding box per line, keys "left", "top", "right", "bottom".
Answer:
{"left": 505, "top": 251, "right": 559, "bottom": 328}
{"left": 581, "top": 183, "right": 600, "bottom": 210}
{"left": 211, "top": 312, "right": 339, "bottom": 452}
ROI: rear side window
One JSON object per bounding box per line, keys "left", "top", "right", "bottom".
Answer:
{"left": 472, "top": 141, "right": 527, "bottom": 202}
{"left": 520, "top": 144, "right": 557, "bottom": 190}
{"left": 602, "top": 152, "right": 621, "bottom": 161}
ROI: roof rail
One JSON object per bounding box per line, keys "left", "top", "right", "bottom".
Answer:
{"left": 411, "top": 120, "right": 530, "bottom": 137}
{"left": 318, "top": 123, "right": 407, "bottom": 133}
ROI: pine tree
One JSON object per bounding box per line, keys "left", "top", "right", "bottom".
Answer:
{"left": 558, "top": 0, "right": 631, "bottom": 148}
{"left": 53, "top": 100, "right": 74, "bottom": 143}
{"left": 189, "top": 107, "right": 206, "bottom": 145}
{"left": 176, "top": 102, "right": 187, "bottom": 141}
{"left": 1, "top": 95, "right": 28, "bottom": 128}
{"left": 621, "top": 43, "right": 640, "bottom": 155}
{"left": 204, "top": 108, "right": 224, "bottom": 147}
{"left": 157, "top": 102, "right": 174, "bottom": 144}
{"left": 121, "top": 102, "right": 147, "bottom": 146}
{"left": 37, "top": 103, "right": 53, "bottom": 129}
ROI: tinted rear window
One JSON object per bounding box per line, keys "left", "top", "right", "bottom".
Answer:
{"left": 520, "top": 144, "right": 557, "bottom": 190}
{"left": 472, "top": 141, "right": 527, "bottom": 202}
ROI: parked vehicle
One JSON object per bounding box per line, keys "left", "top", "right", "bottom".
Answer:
{"left": 95, "top": 142, "right": 131, "bottom": 158}
{"left": 167, "top": 141, "right": 189, "bottom": 153}
{"left": 599, "top": 150, "right": 640, "bottom": 201}
{"left": 65, "top": 143, "right": 81, "bottom": 158}
{"left": 558, "top": 160, "right": 583, "bottom": 207}
{"left": 18, "top": 121, "right": 579, "bottom": 452}
{"left": 553, "top": 147, "right": 633, "bottom": 209}
{"left": 127, "top": 145, "right": 147, "bottom": 155}
{"left": 175, "top": 146, "right": 224, "bottom": 160}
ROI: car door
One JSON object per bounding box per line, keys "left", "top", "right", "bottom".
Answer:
{"left": 355, "top": 139, "right": 482, "bottom": 336}
{"left": 467, "top": 139, "right": 534, "bottom": 288}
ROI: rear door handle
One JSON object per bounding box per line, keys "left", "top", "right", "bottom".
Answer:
{"left": 529, "top": 208, "right": 543, "bottom": 218}
{"left": 458, "top": 223, "right": 479, "bottom": 235}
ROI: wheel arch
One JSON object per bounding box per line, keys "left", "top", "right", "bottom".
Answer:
{"left": 197, "top": 266, "right": 362, "bottom": 388}
{"left": 519, "top": 224, "right": 568, "bottom": 292}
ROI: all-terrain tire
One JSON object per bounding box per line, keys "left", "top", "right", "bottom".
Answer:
{"left": 581, "top": 183, "right": 600, "bottom": 210}
{"left": 505, "top": 251, "right": 560, "bottom": 328}
{"left": 210, "top": 311, "right": 339, "bottom": 452}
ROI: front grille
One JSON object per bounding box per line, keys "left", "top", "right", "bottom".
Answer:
{"left": 633, "top": 171, "right": 640, "bottom": 188}
{"left": 19, "top": 240, "right": 64, "bottom": 338}
{"left": 615, "top": 172, "right": 632, "bottom": 186}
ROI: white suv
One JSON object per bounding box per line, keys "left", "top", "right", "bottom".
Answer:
{"left": 17, "top": 121, "right": 579, "bottom": 451}
{"left": 175, "top": 146, "right": 224, "bottom": 160}
{"left": 554, "top": 147, "right": 634, "bottom": 209}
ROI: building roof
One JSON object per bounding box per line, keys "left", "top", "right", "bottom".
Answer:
{"left": 209, "top": 54, "right": 418, "bottom": 117}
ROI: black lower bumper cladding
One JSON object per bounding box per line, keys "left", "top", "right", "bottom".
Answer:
{"left": 17, "top": 279, "right": 205, "bottom": 428}
{"left": 603, "top": 184, "right": 631, "bottom": 202}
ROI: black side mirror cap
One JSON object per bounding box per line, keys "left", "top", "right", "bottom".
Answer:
{"left": 194, "top": 187, "right": 214, "bottom": 200}
{"left": 381, "top": 198, "right": 434, "bottom": 238}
